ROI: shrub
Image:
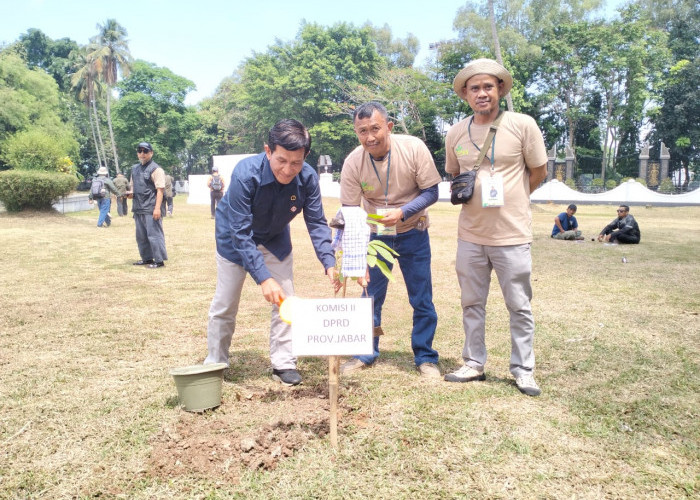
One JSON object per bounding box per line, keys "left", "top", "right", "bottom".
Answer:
{"left": 1, "top": 128, "right": 78, "bottom": 175}
{"left": 591, "top": 178, "right": 604, "bottom": 188}
{"left": 605, "top": 179, "right": 617, "bottom": 190}
{"left": 635, "top": 177, "right": 647, "bottom": 187}
{"left": 658, "top": 177, "right": 674, "bottom": 194}
{"left": 0, "top": 170, "right": 77, "bottom": 211}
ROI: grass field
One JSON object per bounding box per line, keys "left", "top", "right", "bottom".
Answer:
{"left": 1, "top": 198, "right": 698, "bottom": 499}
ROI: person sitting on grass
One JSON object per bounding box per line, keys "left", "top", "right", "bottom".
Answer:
{"left": 551, "top": 204, "right": 583, "bottom": 240}
{"left": 597, "top": 205, "right": 640, "bottom": 244}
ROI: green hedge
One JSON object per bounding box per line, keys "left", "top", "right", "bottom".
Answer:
{"left": 0, "top": 170, "right": 78, "bottom": 212}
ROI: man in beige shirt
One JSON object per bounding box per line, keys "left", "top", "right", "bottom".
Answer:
{"left": 339, "top": 101, "right": 442, "bottom": 379}
{"left": 444, "top": 59, "right": 547, "bottom": 396}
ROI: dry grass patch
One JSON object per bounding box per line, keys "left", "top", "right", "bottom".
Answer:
{"left": 0, "top": 200, "right": 698, "bottom": 498}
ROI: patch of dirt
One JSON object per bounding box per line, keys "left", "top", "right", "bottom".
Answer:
{"left": 149, "top": 383, "right": 346, "bottom": 480}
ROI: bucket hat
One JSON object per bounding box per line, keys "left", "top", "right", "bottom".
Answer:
{"left": 453, "top": 58, "right": 513, "bottom": 99}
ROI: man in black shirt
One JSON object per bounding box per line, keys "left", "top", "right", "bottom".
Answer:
{"left": 597, "top": 205, "right": 640, "bottom": 244}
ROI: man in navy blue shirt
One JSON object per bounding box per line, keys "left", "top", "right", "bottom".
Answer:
{"left": 204, "top": 119, "right": 339, "bottom": 386}
{"left": 551, "top": 204, "right": 583, "bottom": 240}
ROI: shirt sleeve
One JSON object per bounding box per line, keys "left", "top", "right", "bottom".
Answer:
{"left": 225, "top": 173, "right": 270, "bottom": 284}
{"left": 339, "top": 154, "right": 364, "bottom": 206}
{"left": 302, "top": 174, "right": 336, "bottom": 271}
{"left": 105, "top": 178, "right": 119, "bottom": 196}
{"left": 151, "top": 168, "right": 166, "bottom": 189}
{"left": 401, "top": 184, "right": 439, "bottom": 220}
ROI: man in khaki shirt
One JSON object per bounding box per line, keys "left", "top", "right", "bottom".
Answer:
{"left": 443, "top": 59, "right": 547, "bottom": 396}
{"left": 339, "top": 102, "right": 442, "bottom": 379}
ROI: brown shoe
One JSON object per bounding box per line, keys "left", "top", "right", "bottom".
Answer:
{"left": 416, "top": 362, "right": 441, "bottom": 379}
{"left": 340, "top": 358, "right": 369, "bottom": 375}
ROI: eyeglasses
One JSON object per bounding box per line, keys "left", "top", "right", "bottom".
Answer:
{"left": 617, "top": 209, "right": 626, "bottom": 213}
{"left": 137, "top": 148, "right": 151, "bottom": 154}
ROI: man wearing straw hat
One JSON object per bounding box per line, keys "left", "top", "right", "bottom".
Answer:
{"left": 443, "top": 59, "right": 547, "bottom": 396}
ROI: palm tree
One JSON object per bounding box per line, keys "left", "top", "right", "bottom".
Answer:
{"left": 91, "top": 19, "right": 132, "bottom": 174}
{"left": 71, "top": 45, "right": 108, "bottom": 171}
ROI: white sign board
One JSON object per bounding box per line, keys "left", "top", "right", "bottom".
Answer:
{"left": 291, "top": 298, "right": 373, "bottom": 356}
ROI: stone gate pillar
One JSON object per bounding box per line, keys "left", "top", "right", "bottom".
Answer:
{"left": 639, "top": 143, "right": 649, "bottom": 181}
{"left": 660, "top": 143, "right": 670, "bottom": 181}
{"left": 547, "top": 145, "right": 556, "bottom": 181}
{"left": 565, "top": 145, "right": 575, "bottom": 181}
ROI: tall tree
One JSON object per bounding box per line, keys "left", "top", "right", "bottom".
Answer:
{"left": 235, "top": 22, "right": 382, "bottom": 166}
{"left": 538, "top": 22, "right": 598, "bottom": 151}
{"left": 364, "top": 23, "right": 419, "bottom": 68}
{"left": 113, "top": 60, "right": 196, "bottom": 172}
{"left": 90, "top": 19, "right": 132, "bottom": 174}
{"left": 651, "top": 1, "right": 700, "bottom": 187}
{"left": 0, "top": 52, "right": 78, "bottom": 170}
{"left": 18, "top": 29, "right": 79, "bottom": 92}
{"left": 70, "top": 45, "right": 107, "bottom": 171}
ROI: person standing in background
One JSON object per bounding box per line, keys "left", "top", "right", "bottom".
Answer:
{"left": 208, "top": 167, "right": 225, "bottom": 219}
{"left": 113, "top": 172, "right": 129, "bottom": 217}
{"left": 128, "top": 142, "right": 168, "bottom": 269}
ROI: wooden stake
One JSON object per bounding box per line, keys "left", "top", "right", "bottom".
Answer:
{"left": 329, "top": 355, "right": 339, "bottom": 448}
{"left": 328, "top": 276, "right": 347, "bottom": 449}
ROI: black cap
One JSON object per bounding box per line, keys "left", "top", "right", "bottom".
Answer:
{"left": 137, "top": 141, "right": 153, "bottom": 152}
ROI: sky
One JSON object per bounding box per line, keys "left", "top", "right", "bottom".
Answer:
{"left": 0, "top": 0, "right": 625, "bottom": 106}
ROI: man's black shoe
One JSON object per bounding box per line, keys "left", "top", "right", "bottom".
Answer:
{"left": 272, "top": 368, "right": 302, "bottom": 386}
{"left": 147, "top": 262, "right": 165, "bottom": 269}
{"left": 133, "top": 260, "right": 155, "bottom": 265}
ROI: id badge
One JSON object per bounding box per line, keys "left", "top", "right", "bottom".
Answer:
{"left": 482, "top": 174, "right": 505, "bottom": 207}
{"left": 376, "top": 208, "right": 397, "bottom": 236}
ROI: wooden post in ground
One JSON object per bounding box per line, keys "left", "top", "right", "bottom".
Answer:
{"left": 329, "top": 355, "right": 339, "bottom": 448}
{"left": 328, "top": 277, "right": 347, "bottom": 449}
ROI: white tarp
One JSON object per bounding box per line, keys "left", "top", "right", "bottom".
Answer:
{"left": 187, "top": 154, "right": 256, "bottom": 204}
{"left": 531, "top": 179, "right": 700, "bottom": 206}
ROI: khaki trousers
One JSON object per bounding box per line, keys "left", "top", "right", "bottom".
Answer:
{"left": 204, "top": 248, "right": 295, "bottom": 370}
{"left": 455, "top": 240, "right": 536, "bottom": 377}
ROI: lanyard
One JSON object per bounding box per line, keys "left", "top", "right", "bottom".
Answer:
{"left": 369, "top": 150, "right": 391, "bottom": 206}
{"left": 468, "top": 117, "right": 497, "bottom": 173}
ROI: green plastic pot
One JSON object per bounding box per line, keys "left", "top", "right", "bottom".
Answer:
{"left": 170, "top": 363, "right": 227, "bottom": 412}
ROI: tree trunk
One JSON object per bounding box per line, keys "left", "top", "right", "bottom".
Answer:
{"left": 91, "top": 97, "right": 109, "bottom": 171}
{"left": 88, "top": 104, "right": 104, "bottom": 170}
{"left": 489, "top": 0, "right": 513, "bottom": 112}
{"left": 601, "top": 91, "right": 613, "bottom": 184}
{"left": 105, "top": 88, "right": 121, "bottom": 174}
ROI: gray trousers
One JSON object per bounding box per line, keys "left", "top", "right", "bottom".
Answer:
{"left": 456, "top": 239, "right": 535, "bottom": 377}
{"left": 134, "top": 213, "right": 167, "bottom": 263}
{"left": 553, "top": 230, "right": 582, "bottom": 240}
{"left": 204, "top": 249, "right": 295, "bottom": 370}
